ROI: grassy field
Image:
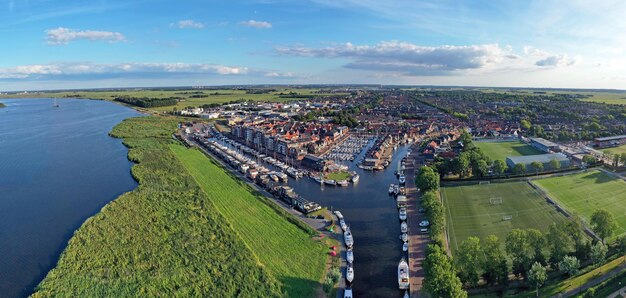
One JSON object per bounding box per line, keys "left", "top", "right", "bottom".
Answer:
{"left": 442, "top": 181, "right": 569, "bottom": 253}
{"left": 324, "top": 171, "right": 352, "bottom": 181}
{"left": 602, "top": 144, "right": 626, "bottom": 156}
{"left": 534, "top": 170, "right": 626, "bottom": 239}
{"left": 172, "top": 145, "right": 328, "bottom": 298}
{"left": 0, "top": 88, "right": 348, "bottom": 112}
{"left": 475, "top": 140, "right": 543, "bottom": 161}
{"left": 479, "top": 89, "right": 626, "bottom": 105}
{"left": 32, "top": 116, "right": 327, "bottom": 297}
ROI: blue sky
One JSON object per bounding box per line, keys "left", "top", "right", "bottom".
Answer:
{"left": 1, "top": 0, "right": 625, "bottom": 90}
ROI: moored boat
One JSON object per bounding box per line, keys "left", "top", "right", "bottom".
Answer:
{"left": 351, "top": 174, "right": 359, "bottom": 183}
{"left": 346, "top": 250, "right": 354, "bottom": 263}
{"left": 346, "top": 265, "right": 354, "bottom": 283}
{"left": 324, "top": 179, "right": 337, "bottom": 186}
{"left": 344, "top": 229, "right": 354, "bottom": 248}
{"left": 402, "top": 242, "right": 408, "bottom": 252}
{"left": 401, "top": 221, "right": 408, "bottom": 233}
{"left": 398, "top": 257, "right": 409, "bottom": 290}
{"left": 399, "top": 208, "right": 407, "bottom": 221}
{"left": 388, "top": 184, "right": 395, "bottom": 195}
{"left": 401, "top": 233, "right": 408, "bottom": 242}
{"left": 338, "top": 180, "right": 349, "bottom": 187}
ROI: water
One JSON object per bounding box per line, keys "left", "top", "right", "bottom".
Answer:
{"left": 0, "top": 98, "right": 139, "bottom": 298}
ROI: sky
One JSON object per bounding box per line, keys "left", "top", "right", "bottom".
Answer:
{"left": 1, "top": 0, "right": 625, "bottom": 91}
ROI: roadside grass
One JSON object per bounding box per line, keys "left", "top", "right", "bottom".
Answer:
{"left": 583, "top": 259, "right": 626, "bottom": 297}
{"left": 442, "top": 181, "right": 569, "bottom": 254}
{"left": 534, "top": 170, "right": 626, "bottom": 240}
{"left": 474, "top": 140, "right": 543, "bottom": 162}
{"left": 32, "top": 117, "right": 285, "bottom": 297}
{"left": 172, "top": 145, "right": 328, "bottom": 298}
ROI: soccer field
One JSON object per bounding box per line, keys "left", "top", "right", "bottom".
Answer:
{"left": 442, "top": 181, "right": 569, "bottom": 253}
{"left": 601, "top": 144, "right": 626, "bottom": 156}
{"left": 534, "top": 170, "right": 626, "bottom": 239}
{"left": 475, "top": 140, "right": 543, "bottom": 162}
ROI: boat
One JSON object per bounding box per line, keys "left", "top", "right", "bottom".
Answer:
{"left": 277, "top": 172, "right": 288, "bottom": 182}
{"left": 324, "top": 179, "right": 337, "bottom": 186}
{"left": 246, "top": 169, "right": 259, "bottom": 179}
{"left": 346, "top": 265, "right": 354, "bottom": 283}
{"left": 340, "top": 221, "right": 348, "bottom": 232}
{"left": 344, "top": 229, "right": 354, "bottom": 248}
{"left": 346, "top": 250, "right": 354, "bottom": 263}
{"left": 269, "top": 173, "right": 279, "bottom": 182}
{"left": 334, "top": 210, "right": 344, "bottom": 220}
{"left": 53, "top": 98, "right": 60, "bottom": 107}
{"left": 239, "top": 164, "right": 249, "bottom": 173}
{"left": 399, "top": 208, "right": 407, "bottom": 221}
{"left": 388, "top": 184, "right": 395, "bottom": 195}
{"left": 351, "top": 174, "right": 359, "bottom": 183}
{"left": 337, "top": 180, "right": 349, "bottom": 187}
{"left": 398, "top": 257, "right": 410, "bottom": 290}
{"left": 313, "top": 176, "right": 323, "bottom": 184}
{"left": 344, "top": 288, "right": 353, "bottom": 298}
{"left": 399, "top": 175, "right": 406, "bottom": 185}
{"left": 401, "top": 233, "right": 408, "bottom": 242}
{"left": 403, "top": 290, "right": 409, "bottom": 298}
{"left": 401, "top": 221, "right": 408, "bottom": 233}
{"left": 402, "top": 242, "right": 408, "bottom": 252}
{"left": 393, "top": 185, "right": 400, "bottom": 196}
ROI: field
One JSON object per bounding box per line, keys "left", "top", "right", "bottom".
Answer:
{"left": 172, "top": 145, "right": 328, "bottom": 297}
{"left": 479, "top": 89, "right": 626, "bottom": 105}
{"left": 0, "top": 88, "right": 348, "bottom": 112}
{"left": 325, "top": 171, "right": 352, "bottom": 181}
{"left": 32, "top": 116, "right": 327, "bottom": 297}
{"left": 475, "top": 140, "right": 543, "bottom": 161}
{"left": 534, "top": 170, "right": 626, "bottom": 239}
{"left": 602, "top": 144, "right": 626, "bottom": 156}
{"left": 442, "top": 181, "right": 569, "bottom": 253}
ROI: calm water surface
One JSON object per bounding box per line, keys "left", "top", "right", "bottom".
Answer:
{"left": 0, "top": 98, "right": 139, "bottom": 298}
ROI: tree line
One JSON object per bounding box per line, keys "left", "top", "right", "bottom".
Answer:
{"left": 114, "top": 96, "right": 179, "bottom": 108}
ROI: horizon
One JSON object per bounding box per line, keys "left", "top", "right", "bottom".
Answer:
{"left": 1, "top": 0, "right": 626, "bottom": 90}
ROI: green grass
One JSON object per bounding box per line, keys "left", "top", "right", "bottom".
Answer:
{"left": 324, "top": 171, "right": 351, "bottom": 181}
{"left": 534, "top": 170, "right": 626, "bottom": 239}
{"left": 172, "top": 145, "right": 328, "bottom": 298}
{"left": 602, "top": 144, "right": 626, "bottom": 156}
{"left": 475, "top": 141, "right": 543, "bottom": 162}
{"left": 32, "top": 116, "right": 326, "bottom": 297}
{"left": 442, "top": 181, "right": 569, "bottom": 253}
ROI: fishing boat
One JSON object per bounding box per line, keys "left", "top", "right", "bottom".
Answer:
{"left": 346, "top": 265, "right": 354, "bottom": 283}
{"left": 401, "top": 221, "right": 408, "bottom": 233}
{"left": 401, "top": 233, "right": 408, "bottom": 242}
{"left": 399, "top": 208, "right": 407, "bottom": 221}
{"left": 346, "top": 250, "right": 354, "bottom": 263}
{"left": 398, "top": 257, "right": 409, "bottom": 290}
{"left": 402, "top": 242, "right": 408, "bottom": 252}
{"left": 337, "top": 180, "right": 349, "bottom": 187}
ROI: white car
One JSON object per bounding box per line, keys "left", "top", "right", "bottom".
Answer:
{"left": 419, "top": 220, "right": 430, "bottom": 227}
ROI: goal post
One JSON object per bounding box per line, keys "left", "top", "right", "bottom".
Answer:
{"left": 479, "top": 181, "right": 490, "bottom": 185}
{"left": 490, "top": 197, "right": 503, "bottom": 205}
{"left": 503, "top": 215, "right": 513, "bottom": 221}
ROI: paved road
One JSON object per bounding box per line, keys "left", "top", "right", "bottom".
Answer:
{"left": 405, "top": 144, "right": 430, "bottom": 298}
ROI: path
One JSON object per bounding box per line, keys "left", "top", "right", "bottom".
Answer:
{"left": 608, "top": 286, "right": 626, "bottom": 298}
{"left": 561, "top": 260, "right": 626, "bottom": 297}
{"left": 406, "top": 142, "right": 430, "bottom": 298}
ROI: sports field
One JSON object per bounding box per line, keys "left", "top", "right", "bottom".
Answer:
{"left": 475, "top": 140, "right": 543, "bottom": 162}
{"left": 534, "top": 170, "right": 626, "bottom": 239}
{"left": 442, "top": 181, "right": 569, "bottom": 253}
{"left": 602, "top": 144, "right": 626, "bottom": 156}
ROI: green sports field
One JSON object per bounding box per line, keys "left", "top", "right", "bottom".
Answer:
{"left": 534, "top": 170, "right": 626, "bottom": 239}
{"left": 475, "top": 140, "right": 543, "bottom": 162}
{"left": 602, "top": 144, "right": 626, "bottom": 156}
{"left": 442, "top": 181, "right": 569, "bottom": 253}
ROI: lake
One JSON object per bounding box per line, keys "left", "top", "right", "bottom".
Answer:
{"left": 0, "top": 98, "right": 139, "bottom": 298}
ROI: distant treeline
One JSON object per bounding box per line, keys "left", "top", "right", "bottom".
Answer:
{"left": 114, "top": 96, "right": 179, "bottom": 108}
{"left": 278, "top": 92, "right": 314, "bottom": 99}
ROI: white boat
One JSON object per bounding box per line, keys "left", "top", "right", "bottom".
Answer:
{"left": 239, "top": 164, "right": 249, "bottom": 173}
{"left": 399, "top": 208, "right": 407, "bottom": 221}
{"left": 338, "top": 180, "right": 349, "bottom": 187}
{"left": 351, "top": 174, "right": 359, "bottom": 183}
{"left": 401, "top": 233, "right": 408, "bottom": 242}
{"left": 388, "top": 184, "right": 395, "bottom": 195}
{"left": 346, "top": 265, "right": 354, "bottom": 283}
{"left": 340, "top": 220, "right": 348, "bottom": 232}
{"left": 344, "top": 288, "right": 353, "bottom": 298}
{"left": 313, "top": 176, "right": 323, "bottom": 184}
{"left": 402, "top": 242, "right": 408, "bottom": 252}
{"left": 346, "top": 250, "right": 354, "bottom": 263}
{"left": 269, "top": 173, "right": 279, "bottom": 182}
{"left": 324, "top": 179, "right": 337, "bottom": 186}
{"left": 398, "top": 257, "right": 410, "bottom": 290}
{"left": 403, "top": 290, "right": 409, "bottom": 298}
{"left": 401, "top": 221, "right": 408, "bottom": 233}
{"left": 277, "top": 172, "right": 288, "bottom": 182}
{"left": 334, "top": 211, "right": 344, "bottom": 220}
{"left": 344, "top": 230, "right": 354, "bottom": 248}
{"left": 393, "top": 185, "right": 400, "bottom": 196}
{"left": 399, "top": 175, "right": 406, "bottom": 185}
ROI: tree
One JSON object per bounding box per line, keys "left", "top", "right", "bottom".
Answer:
{"left": 590, "top": 209, "right": 618, "bottom": 244}
{"left": 476, "top": 160, "right": 489, "bottom": 177}
{"left": 416, "top": 166, "right": 440, "bottom": 192}
{"left": 549, "top": 158, "right": 561, "bottom": 170}
{"left": 424, "top": 244, "right": 468, "bottom": 298}
{"left": 565, "top": 216, "right": 589, "bottom": 261}
{"left": 582, "top": 155, "right": 596, "bottom": 165}
{"left": 614, "top": 154, "right": 621, "bottom": 167}
{"left": 456, "top": 237, "right": 483, "bottom": 287}
{"left": 492, "top": 160, "right": 507, "bottom": 175}
{"left": 546, "top": 223, "right": 574, "bottom": 265}
{"left": 526, "top": 229, "right": 546, "bottom": 265}
{"left": 590, "top": 242, "right": 608, "bottom": 265}
{"left": 520, "top": 119, "right": 532, "bottom": 130}
{"left": 618, "top": 235, "right": 626, "bottom": 262}
{"left": 506, "top": 229, "right": 533, "bottom": 277}
{"left": 621, "top": 153, "right": 626, "bottom": 167}
{"left": 459, "top": 130, "right": 473, "bottom": 147}
{"left": 530, "top": 161, "right": 544, "bottom": 174}
{"left": 455, "top": 152, "right": 471, "bottom": 177}
{"left": 558, "top": 256, "right": 580, "bottom": 277}
{"left": 482, "top": 235, "right": 509, "bottom": 285}
{"left": 527, "top": 262, "right": 547, "bottom": 297}
{"left": 513, "top": 163, "right": 526, "bottom": 175}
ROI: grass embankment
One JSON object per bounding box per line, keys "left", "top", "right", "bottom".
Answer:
{"left": 534, "top": 170, "right": 626, "bottom": 240}
{"left": 172, "top": 145, "right": 328, "bottom": 297}
{"left": 442, "top": 181, "right": 569, "bottom": 253}
{"left": 474, "top": 141, "right": 542, "bottom": 162}
{"left": 31, "top": 116, "right": 326, "bottom": 297}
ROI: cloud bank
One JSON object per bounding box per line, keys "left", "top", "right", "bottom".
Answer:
{"left": 171, "top": 20, "right": 205, "bottom": 29}
{"left": 45, "top": 27, "right": 126, "bottom": 45}
{"left": 238, "top": 20, "right": 272, "bottom": 29}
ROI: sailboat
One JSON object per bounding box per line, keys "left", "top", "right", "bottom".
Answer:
{"left": 53, "top": 98, "right": 60, "bottom": 108}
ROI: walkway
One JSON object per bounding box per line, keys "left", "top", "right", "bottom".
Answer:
{"left": 405, "top": 143, "right": 430, "bottom": 298}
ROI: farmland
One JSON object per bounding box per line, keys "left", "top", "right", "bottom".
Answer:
{"left": 172, "top": 145, "right": 328, "bottom": 298}
{"left": 442, "top": 181, "right": 569, "bottom": 253}
{"left": 31, "top": 116, "right": 326, "bottom": 297}
{"left": 474, "top": 140, "right": 543, "bottom": 162}
{"left": 533, "top": 170, "right": 626, "bottom": 239}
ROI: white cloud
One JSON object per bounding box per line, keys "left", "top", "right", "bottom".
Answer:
{"left": 238, "top": 20, "right": 272, "bottom": 29}
{"left": 0, "top": 62, "right": 250, "bottom": 79}
{"left": 264, "top": 71, "right": 294, "bottom": 78}
{"left": 45, "top": 27, "right": 126, "bottom": 45}
{"left": 535, "top": 54, "right": 579, "bottom": 67}
{"left": 171, "top": 20, "right": 205, "bottom": 29}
